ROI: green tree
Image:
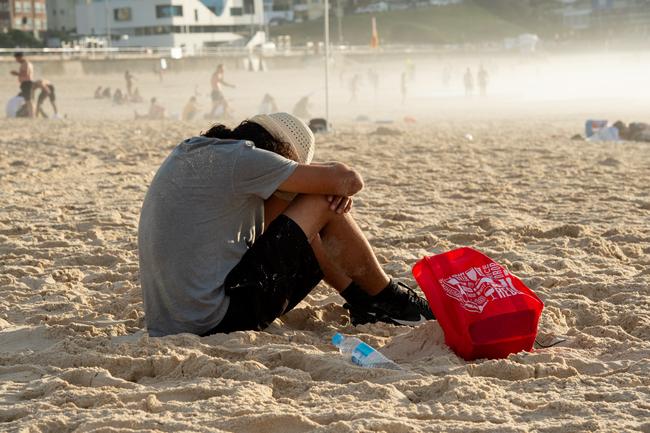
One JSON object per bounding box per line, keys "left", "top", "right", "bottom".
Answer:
{"left": 0, "top": 30, "right": 44, "bottom": 48}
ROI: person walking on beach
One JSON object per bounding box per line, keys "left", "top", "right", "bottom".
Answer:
{"left": 124, "top": 70, "right": 135, "bottom": 97}
{"left": 210, "top": 64, "right": 235, "bottom": 116}
{"left": 138, "top": 112, "right": 434, "bottom": 336}
{"left": 463, "top": 67, "right": 474, "bottom": 96}
{"left": 478, "top": 65, "right": 489, "bottom": 97}
{"left": 401, "top": 71, "right": 408, "bottom": 104}
{"left": 349, "top": 74, "right": 361, "bottom": 103}
{"left": 10, "top": 52, "right": 34, "bottom": 117}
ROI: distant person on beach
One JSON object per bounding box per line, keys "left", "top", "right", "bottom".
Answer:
{"left": 154, "top": 58, "right": 168, "bottom": 82}
{"left": 130, "top": 88, "right": 144, "bottom": 103}
{"left": 405, "top": 58, "right": 416, "bottom": 81}
{"left": 258, "top": 93, "right": 278, "bottom": 115}
{"left": 102, "top": 87, "right": 112, "bottom": 99}
{"left": 33, "top": 79, "right": 58, "bottom": 118}
{"left": 478, "top": 65, "right": 489, "bottom": 97}
{"left": 292, "top": 95, "right": 311, "bottom": 119}
{"left": 10, "top": 52, "right": 34, "bottom": 117}
{"left": 182, "top": 96, "right": 200, "bottom": 121}
{"left": 349, "top": 74, "right": 361, "bottom": 102}
{"left": 613, "top": 120, "right": 650, "bottom": 142}
{"left": 135, "top": 97, "right": 166, "bottom": 120}
{"left": 401, "top": 71, "right": 408, "bottom": 104}
{"left": 463, "top": 67, "right": 474, "bottom": 96}
{"left": 94, "top": 86, "right": 104, "bottom": 99}
{"left": 210, "top": 64, "right": 235, "bottom": 116}
{"left": 124, "top": 70, "right": 135, "bottom": 97}
{"left": 138, "top": 112, "right": 434, "bottom": 336}
{"left": 113, "top": 89, "right": 126, "bottom": 105}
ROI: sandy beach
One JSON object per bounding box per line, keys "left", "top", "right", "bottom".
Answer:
{"left": 1, "top": 60, "right": 650, "bottom": 432}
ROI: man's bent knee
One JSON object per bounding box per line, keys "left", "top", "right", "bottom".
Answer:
{"left": 282, "top": 194, "right": 339, "bottom": 241}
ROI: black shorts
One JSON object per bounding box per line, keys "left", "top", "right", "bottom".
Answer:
{"left": 20, "top": 81, "right": 33, "bottom": 100}
{"left": 203, "top": 215, "right": 323, "bottom": 335}
{"left": 211, "top": 89, "right": 224, "bottom": 102}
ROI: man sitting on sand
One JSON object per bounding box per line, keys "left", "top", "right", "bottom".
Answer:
{"left": 181, "top": 96, "right": 200, "bottom": 121}
{"left": 258, "top": 93, "right": 278, "bottom": 115}
{"left": 138, "top": 112, "right": 434, "bottom": 336}
{"left": 135, "top": 97, "right": 166, "bottom": 120}
{"left": 292, "top": 96, "right": 311, "bottom": 120}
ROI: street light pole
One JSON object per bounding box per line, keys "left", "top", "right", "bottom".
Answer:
{"left": 324, "top": 0, "right": 330, "bottom": 129}
{"left": 104, "top": 0, "right": 111, "bottom": 48}
{"left": 336, "top": 0, "right": 343, "bottom": 44}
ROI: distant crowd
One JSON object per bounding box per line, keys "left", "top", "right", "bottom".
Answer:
{"left": 6, "top": 54, "right": 492, "bottom": 122}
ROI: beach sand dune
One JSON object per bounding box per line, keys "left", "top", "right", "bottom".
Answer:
{"left": 1, "top": 118, "right": 649, "bottom": 432}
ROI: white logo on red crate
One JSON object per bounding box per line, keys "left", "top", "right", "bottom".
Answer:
{"left": 438, "top": 263, "right": 521, "bottom": 313}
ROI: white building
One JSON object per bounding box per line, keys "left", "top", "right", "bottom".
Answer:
{"left": 47, "top": 0, "right": 77, "bottom": 32}
{"left": 75, "top": 0, "right": 264, "bottom": 49}
{"left": 263, "top": 0, "right": 293, "bottom": 25}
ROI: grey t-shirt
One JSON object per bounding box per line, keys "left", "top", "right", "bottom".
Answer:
{"left": 138, "top": 137, "right": 298, "bottom": 336}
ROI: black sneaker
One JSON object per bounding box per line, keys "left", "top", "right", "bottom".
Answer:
{"left": 344, "top": 281, "right": 434, "bottom": 326}
{"left": 343, "top": 302, "right": 393, "bottom": 326}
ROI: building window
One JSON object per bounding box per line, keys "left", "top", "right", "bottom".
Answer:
{"left": 194, "top": 8, "right": 198, "bottom": 21}
{"left": 52, "top": 9, "right": 56, "bottom": 15}
{"left": 243, "top": 0, "right": 254, "bottom": 14}
{"left": 15, "top": 2, "right": 22, "bottom": 12}
{"left": 230, "top": 7, "right": 242, "bottom": 16}
{"left": 35, "top": 2, "right": 43, "bottom": 12}
{"left": 156, "top": 5, "right": 183, "bottom": 18}
{"left": 200, "top": 0, "right": 225, "bottom": 16}
{"left": 23, "top": 1, "right": 31, "bottom": 12}
{"left": 114, "top": 7, "right": 132, "bottom": 22}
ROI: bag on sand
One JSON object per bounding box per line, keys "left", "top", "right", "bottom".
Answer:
{"left": 412, "top": 247, "right": 543, "bottom": 361}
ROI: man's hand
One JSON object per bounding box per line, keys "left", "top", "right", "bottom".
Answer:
{"left": 327, "top": 195, "right": 353, "bottom": 214}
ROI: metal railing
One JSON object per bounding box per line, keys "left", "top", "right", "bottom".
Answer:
{"left": 0, "top": 43, "right": 505, "bottom": 61}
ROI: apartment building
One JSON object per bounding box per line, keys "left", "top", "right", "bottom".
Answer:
{"left": 46, "top": 0, "right": 76, "bottom": 32}
{"left": 75, "top": 0, "right": 264, "bottom": 48}
{"left": 0, "top": 0, "right": 47, "bottom": 34}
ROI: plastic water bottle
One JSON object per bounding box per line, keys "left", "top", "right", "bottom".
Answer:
{"left": 332, "top": 333, "right": 401, "bottom": 370}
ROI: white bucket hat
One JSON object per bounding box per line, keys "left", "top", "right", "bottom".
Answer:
{"left": 249, "top": 112, "right": 315, "bottom": 164}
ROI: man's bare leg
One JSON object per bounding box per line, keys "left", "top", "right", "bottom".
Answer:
{"left": 266, "top": 195, "right": 356, "bottom": 293}
{"left": 283, "top": 194, "right": 389, "bottom": 295}
{"left": 311, "top": 235, "right": 352, "bottom": 292}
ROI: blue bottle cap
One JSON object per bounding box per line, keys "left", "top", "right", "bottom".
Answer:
{"left": 332, "top": 332, "right": 343, "bottom": 346}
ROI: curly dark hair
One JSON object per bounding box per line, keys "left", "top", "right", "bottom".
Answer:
{"left": 202, "top": 121, "right": 298, "bottom": 161}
